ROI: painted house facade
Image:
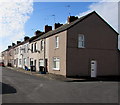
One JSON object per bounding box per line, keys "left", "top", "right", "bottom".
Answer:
{"left": 13, "top": 37, "right": 30, "bottom": 69}
{"left": 1, "top": 11, "right": 119, "bottom": 77}
{"left": 34, "top": 11, "right": 119, "bottom": 77}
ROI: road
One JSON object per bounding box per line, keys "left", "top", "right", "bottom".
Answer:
{"left": 1, "top": 67, "right": 119, "bottom": 103}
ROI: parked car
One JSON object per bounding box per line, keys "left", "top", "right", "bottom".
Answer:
{"left": 0, "top": 62, "right": 5, "bottom": 67}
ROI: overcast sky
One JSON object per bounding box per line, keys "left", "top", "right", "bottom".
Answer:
{"left": 0, "top": 0, "right": 119, "bottom": 52}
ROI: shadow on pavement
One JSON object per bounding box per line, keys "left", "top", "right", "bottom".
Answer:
{"left": 66, "top": 76, "right": 120, "bottom": 82}
{"left": 0, "top": 82, "right": 17, "bottom": 94}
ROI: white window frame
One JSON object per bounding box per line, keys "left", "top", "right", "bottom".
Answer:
{"left": 78, "top": 34, "right": 85, "bottom": 48}
{"left": 55, "top": 36, "right": 59, "bottom": 48}
{"left": 53, "top": 57, "right": 60, "bottom": 70}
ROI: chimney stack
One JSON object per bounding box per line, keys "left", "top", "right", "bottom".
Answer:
{"left": 17, "top": 41, "right": 21, "bottom": 44}
{"left": 54, "top": 23, "right": 63, "bottom": 29}
{"left": 67, "top": 16, "right": 78, "bottom": 23}
{"left": 8, "top": 46, "right": 12, "bottom": 49}
{"left": 34, "top": 30, "right": 42, "bottom": 36}
{"left": 44, "top": 25, "right": 52, "bottom": 33}
{"left": 24, "top": 36, "right": 29, "bottom": 41}
{"left": 12, "top": 43, "right": 16, "bottom": 46}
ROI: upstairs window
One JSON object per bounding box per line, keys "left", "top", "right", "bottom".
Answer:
{"left": 24, "top": 45, "right": 26, "bottom": 53}
{"left": 31, "top": 44, "right": 33, "bottom": 53}
{"left": 55, "top": 36, "right": 59, "bottom": 48}
{"left": 17, "top": 48, "right": 19, "bottom": 54}
{"left": 78, "top": 34, "right": 85, "bottom": 48}
{"left": 41, "top": 40, "right": 44, "bottom": 51}
{"left": 27, "top": 44, "right": 29, "bottom": 53}
{"left": 20, "top": 47, "right": 22, "bottom": 54}
{"left": 34, "top": 43, "right": 37, "bottom": 52}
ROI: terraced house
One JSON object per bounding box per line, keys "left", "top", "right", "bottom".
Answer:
{"left": 13, "top": 37, "right": 30, "bottom": 69}
{"left": 1, "top": 11, "right": 120, "bottom": 77}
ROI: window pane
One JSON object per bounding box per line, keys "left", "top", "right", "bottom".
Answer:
{"left": 56, "top": 61, "right": 59, "bottom": 68}
{"left": 39, "top": 59, "right": 44, "bottom": 66}
{"left": 41, "top": 40, "right": 44, "bottom": 51}
{"left": 53, "top": 57, "right": 60, "bottom": 70}
{"left": 78, "top": 34, "right": 84, "bottom": 48}
{"left": 55, "top": 36, "right": 59, "bottom": 48}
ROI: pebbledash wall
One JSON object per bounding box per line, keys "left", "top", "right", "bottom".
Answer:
{"left": 1, "top": 11, "right": 120, "bottom": 77}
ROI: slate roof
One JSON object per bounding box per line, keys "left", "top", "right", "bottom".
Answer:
{"left": 2, "top": 11, "right": 119, "bottom": 52}
{"left": 33, "top": 11, "right": 119, "bottom": 42}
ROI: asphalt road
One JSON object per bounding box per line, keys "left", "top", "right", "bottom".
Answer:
{"left": 1, "top": 67, "right": 119, "bottom": 103}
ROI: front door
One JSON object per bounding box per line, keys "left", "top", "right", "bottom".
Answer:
{"left": 45, "top": 59, "right": 48, "bottom": 72}
{"left": 34, "top": 60, "right": 36, "bottom": 71}
{"left": 91, "top": 60, "right": 97, "bottom": 78}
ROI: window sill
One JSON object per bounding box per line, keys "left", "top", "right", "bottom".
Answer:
{"left": 53, "top": 68, "right": 60, "bottom": 71}
{"left": 54, "top": 47, "right": 59, "bottom": 50}
{"left": 78, "top": 47, "right": 85, "bottom": 49}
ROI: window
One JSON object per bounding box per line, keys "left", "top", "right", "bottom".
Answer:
{"left": 53, "top": 57, "right": 60, "bottom": 70}
{"left": 20, "top": 47, "right": 22, "bottom": 54}
{"left": 24, "top": 58, "right": 27, "bottom": 65}
{"left": 39, "top": 59, "right": 44, "bottom": 67}
{"left": 41, "top": 40, "right": 44, "bottom": 51}
{"left": 14, "top": 49, "right": 16, "bottom": 55}
{"left": 14, "top": 59, "right": 16, "bottom": 65}
{"left": 19, "top": 59, "right": 21, "bottom": 65}
{"left": 55, "top": 36, "right": 59, "bottom": 48}
{"left": 27, "top": 44, "right": 29, "bottom": 53}
{"left": 78, "top": 34, "right": 85, "bottom": 48}
{"left": 34, "top": 43, "right": 37, "bottom": 52}
{"left": 17, "top": 48, "right": 19, "bottom": 54}
{"left": 30, "top": 58, "right": 33, "bottom": 66}
{"left": 31, "top": 44, "right": 33, "bottom": 53}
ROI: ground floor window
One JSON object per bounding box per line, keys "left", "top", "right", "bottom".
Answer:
{"left": 24, "top": 58, "right": 27, "bottom": 66}
{"left": 19, "top": 59, "right": 21, "bottom": 65}
{"left": 14, "top": 59, "right": 16, "bottom": 65}
{"left": 39, "top": 59, "right": 44, "bottom": 67}
{"left": 30, "top": 58, "right": 33, "bottom": 66}
{"left": 53, "top": 57, "right": 60, "bottom": 70}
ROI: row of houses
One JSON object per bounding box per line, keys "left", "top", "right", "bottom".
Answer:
{"left": 1, "top": 11, "right": 120, "bottom": 77}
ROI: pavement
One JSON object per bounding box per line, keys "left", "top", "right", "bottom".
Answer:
{"left": 6, "top": 66, "right": 120, "bottom": 82}
{"left": 6, "top": 66, "right": 70, "bottom": 81}
{"left": 1, "top": 67, "right": 119, "bottom": 103}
